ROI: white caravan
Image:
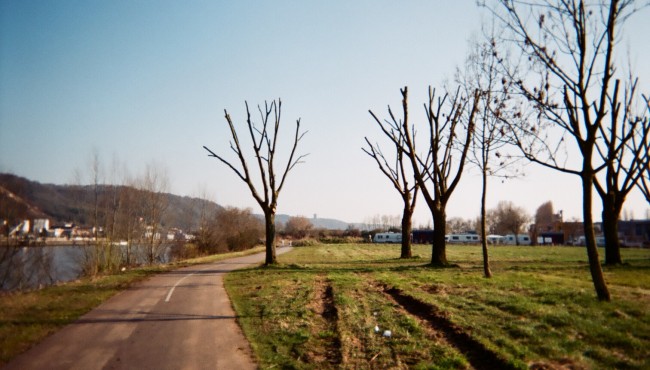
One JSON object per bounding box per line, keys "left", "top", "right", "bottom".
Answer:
{"left": 487, "top": 235, "right": 505, "bottom": 244}
{"left": 503, "top": 234, "right": 532, "bottom": 245}
{"left": 445, "top": 234, "right": 480, "bottom": 244}
{"left": 373, "top": 232, "right": 402, "bottom": 243}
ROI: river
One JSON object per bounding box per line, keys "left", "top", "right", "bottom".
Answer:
{"left": 0, "top": 243, "right": 175, "bottom": 291}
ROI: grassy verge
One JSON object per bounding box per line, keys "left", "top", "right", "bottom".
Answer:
{"left": 225, "top": 244, "right": 650, "bottom": 369}
{"left": 0, "top": 245, "right": 266, "bottom": 366}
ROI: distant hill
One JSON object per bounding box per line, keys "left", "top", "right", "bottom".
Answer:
{"left": 0, "top": 173, "right": 221, "bottom": 231}
{"left": 0, "top": 173, "right": 352, "bottom": 231}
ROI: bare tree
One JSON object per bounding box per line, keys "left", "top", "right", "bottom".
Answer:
{"left": 636, "top": 97, "right": 650, "bottom": 203}
{"left": 139, "top": 162, "right": 169, "bottom": 265}
{"left": 594, "top": 85, "right": 650, "bottom": 264}
{"left": 446, "top": 217, "right": 476, "bottom": 235}
{"left": 116, "top": 178, "right": 143, "bottom": 266}
{"left": 535, "top": 201, "right": 555, "bottom": 227}
{"left": 491, "top": 201, "right": 530, "bottom": 244}
{"left": 213, "top": 207, "right": 263, "bottom": 252}
{"left": 484, "top": 0, "right": 646, "bottom": 300}
{"left": 77, "top": 151, "right": 122, "bottom": 276}
{"left": 533, "top": 200, "right": 556, "bottom": 244}
{"left": 284, "top": 216, "right": 313, "bottom": 239}
{"left": 365, "top": 107, "right": 419, "bottom": 258}
{"left": 376, "top": 86, "right": 478, "bottom": 266}
{"left": 204, "top": 100, "right": 307, "bottom": 265}
{"left": 457, "top": 29, "right": 521, "bottom": 277}
{"left": 193, "top": 187, "right": 220, "bottom": 255}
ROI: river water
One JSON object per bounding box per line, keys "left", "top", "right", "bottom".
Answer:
{"left": 0, "top": 244, "right": 174, "bottom": 291}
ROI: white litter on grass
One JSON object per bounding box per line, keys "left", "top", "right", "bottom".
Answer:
{"left": 383, "top": 330, "right": 392, "bottom": 338}
{"left": 374, "top": 325, "right": 380, "bottom": 333}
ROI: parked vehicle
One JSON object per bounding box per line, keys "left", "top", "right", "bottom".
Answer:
{"left": 445, "top": 233, "right": 480, "bottom": 244}
{"left": 574, "top": 236, "right": 606, "bottom": 247}
{"left": 487, "top": 235, "right": 504, "bottom": 244}
{"left": 503, "top": 234, "right": 531, "bottom": 245}
{"left": 373, "top": 232, "right": 402, "bottom": 243}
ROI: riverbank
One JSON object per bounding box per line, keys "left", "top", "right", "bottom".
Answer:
{"left": 1, "top": 237, "right": 134, "bottom": 247}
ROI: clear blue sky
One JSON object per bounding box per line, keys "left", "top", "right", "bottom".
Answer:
{"left": 1, "top": 0, "right": 649, "bottom": 225}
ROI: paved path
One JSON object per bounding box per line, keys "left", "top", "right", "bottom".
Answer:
{"left": 4, "top": 247, "right": 292, "bottom": 370}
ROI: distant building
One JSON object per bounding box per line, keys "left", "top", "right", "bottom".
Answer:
{"left": 538, "top": 232, "right": 564, "bottom": 245}
{"left": 411, "top": 229, "right": 434, "bottom": 244}
{"left": 51, "top": 223, "right": 75, "bottom": 239}
{"left": 33, "top": 219, "right": 49, "bottom": 234}
{"left": 618, "top": 220, "right": 650, "bottom": 248}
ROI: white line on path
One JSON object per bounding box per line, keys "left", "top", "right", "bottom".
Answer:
{"left": 165, "top": 264, "right": 219, "bottom": 302}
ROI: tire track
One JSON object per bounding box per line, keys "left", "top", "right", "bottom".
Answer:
{"left": 309, "top": 276, "right": 342, "bottom": 365}
{"left": 382, "top": 285, "right": 517, "bottom": 370}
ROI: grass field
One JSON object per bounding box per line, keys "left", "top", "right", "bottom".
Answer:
{"left": 225, "top": 244, "right": 650, "bottom": 369}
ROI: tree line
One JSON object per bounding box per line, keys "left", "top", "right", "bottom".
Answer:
{"left": 205, "top": 1, "right": 648, "bottom": 301}
{"left": 362, "top": 0, "right": 649, "bottom": 301}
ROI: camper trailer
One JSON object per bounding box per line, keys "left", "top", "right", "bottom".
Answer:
{"left": 373, "top": 232, "right": 402, "bottom": 243}
{"left": 503, "top": 234, "right": 531, "bottom": 245}
{"left": 445, "top": 233, "right": 480, "bottom": 244}
{"left": 487, "top": 235, "right": 505, "bottom": 244}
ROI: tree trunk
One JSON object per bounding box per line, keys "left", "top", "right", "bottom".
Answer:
{"left": 400, "top": 206, "right": 413, "bottom": 259}
{"left": 480, "top": 170, "right": 492, "bottom": 278}
{"left": 582, "top": 171, "right": 611, "bottom": 301}
{"left": 431, "top": 205, "right": 448, "bottom": 266}
{"left": 264, "top": 210, "right": 277, "bottom": 265}
{"left": 514, "top": 229, "right": 520, "bottom": 246}
{"left": 601, "top": 192, "right": 622, "bottom": 265}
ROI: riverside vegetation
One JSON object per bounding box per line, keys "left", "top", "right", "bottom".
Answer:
{"left": 225, "top": 244, "right": 650, "bottom": 369}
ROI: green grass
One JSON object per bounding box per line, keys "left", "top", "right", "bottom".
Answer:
{"left": 225, "top": 244, "right": 650, "bottom": 369}
{"left": 0, "top": 245, "right": 266, "bottom": 366}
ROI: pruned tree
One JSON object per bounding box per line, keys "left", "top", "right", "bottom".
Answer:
{"left": 483, "top": 0, "right": 647, "bottom": 300}
{"left": 375, "top": 86, "right": 478, "bottom": 266}
{"left": 364, "top": 109, "right": 419, "bottom": 258}
{"left": 204, "top": 100, "right": 307, "bottom": 265}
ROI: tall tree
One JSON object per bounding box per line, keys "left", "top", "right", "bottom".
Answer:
{"left": 204, "top": 100, "right": 306, "bottom": 265}
{"left": 636, "top": 97, "right": 650, "bottom": 203}
{"left": 373, "top": 86, "right": 478, "bottom": 266}
{"left": 485, "top": 0, "right": 645, "bottom": 300}
{"left": 533, "top": 200, "right": 556, "bottom": 244}
{"left": 139, "top": 162, "right": 169, "bottom": 265}
{"left": 535, "top": 201, "right": 555, "bottom": 227}
{"left": 364, "top": 110, "right": 419, "bottom": 258}
{"left": 594, "top": 77, "right": 649, "bottom": 264}
{"left": 457, "top": 30, "right": 521, "bottom": 277}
